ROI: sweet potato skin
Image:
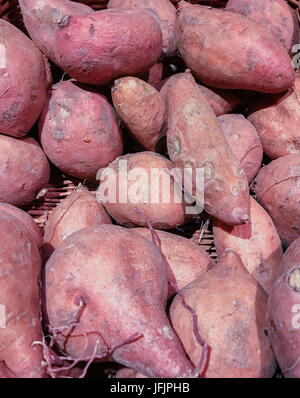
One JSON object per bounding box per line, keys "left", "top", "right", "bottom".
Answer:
{"left": 55, "top": 9, "right": 163, "bottom": 86}
{"left": 266, "top": 237, "right": 300, "bottom": 377}
{"left": 255, "top": 154, "right": 300, "bottom": 247}
{"left": 0, "top": 211, "right": 44, "bottom": 378}
{"left": 169, "top": 249, "right": 276, "bottom": 378}
{"left": 39, "top": 80, "right": 123, "bottom": 182}
{"left": 247, "top": 73, "right": 300, "bottom": 160}
{"left": 98, "top": 152, "right": 189, "bottom": 229}
{"left": 132, "top": 228, "right": 215, "bottom": 297}
{"left": 112, "top": 77, "right": 165, "bottom": 151}
{"left": 166, "top": 73, "right": 250, "bottom": 226}
{"left": 0, "top": 135, "right": 50, "bottom": 207}
{"left": 213, "top": 197, "right": 283, "bottom": 294}
{"left": 176, "top": 2, "right": 295, "bottom": 93}
{"left": 45, "top": 224, "right": 194, "bottom": 378}
{"left": 198, "top": 85, "right": 241, "bottom": 117}
{"left": 0, "top": 20, "right": 49, "bottom": 137}
{"left": 19, "top": 0, "right": 93, "bottom": 65}
{"left": 107, "top": 0, "right": 177, "bottom": 57}
{"left": 43, "top": 185, "right": 111, "bottom": 261}
{"left": 226, "top": 0, "right": 300, "bottom": 52}
{"left": 218, "top": 114, "right": 263, "bottom": 182}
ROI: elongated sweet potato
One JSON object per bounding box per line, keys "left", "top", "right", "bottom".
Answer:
{"left": 55, "top": 9, "right": 163, "bottom": 86}
{"left": 107, "top": 0, "right": 177, "bottom": 57}
{"left": 169, "top": 249, "right": 277, "bottom": 378}
{"left": 45, "top": 224, "right": 195, "bottom": 378}
{"left": 218, "top": 114, "right": 263, "bottom": 182}
{"left": 255, "top": 154, "right": 300, "bottom": 247}
{"left": 248, "top": 72, "right": 300, "bottom": 160}
{"left": 19, "top": 0, "right": 93, "bottom": 65}
{"left": 112, "top": 77, "right": 165, "bottom": 151}
{"left": 226, "top": 0, "right": 300, "bottom": 52}
{"left": 213, "top": 197, "right": 283, "bottom": 294}
{"left": 266, "top": 236, "right": 300, "bottom": 377}
{"left": 0, "top": 19, "right": 49, "bottom": 137}
{"left": 0, "top": 211, "right": 44, "bottom": 378}
{"left": 39, "top": 80, "right": 123, "bottom": 181}
{"left": 176, "top": 1, "right": 295, "bottom": 93}
{"left": 166, "top": 72, "right": 250, "bottom": 226}
{"left": 132, "top": 228, "right": 215, "bottom": 297}
{"left": 97, "top": 152, "right": 189, "bottom": 229}
{"left": 0, "top": 135, "right": 50, "bottom": 207}
{"left": 43, "top": 185, "right": 111, "bottom": 261}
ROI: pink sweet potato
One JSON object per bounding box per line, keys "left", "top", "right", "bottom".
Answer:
{"left": 55, "top": 9, "right": 163, "bottom": 86}
{"left": 107, "top": 0, "right": 177, "bottom": 57}
{"left": 132, "top": 228, "right": 215, "bottom": 297}
{"left": 218, "top": 114, "right": 263, "bottom": 182}
{"left": 213, "top": 197, "right": 283, "bottom": 294}
{"left": 0, "top": 19, "right": 49, "bottom": 137}
{"left": 169, "top": 249, "right": 277, "bottom": 378}
{"left": 255, "top": 154, "right": 300, "bottom": 247}
{"left": 0, "top": 210, "right": 44, "bottom": 378}
{"left": 247, "top": 72, "right": 300, "bottom": 160}
{"left": 19, "top": 0, "right": 93, "bottom": 65}
{"left": 39, "top": 80, "right": 123, "bottom": 182}
{"left": 197, "top": 85, "right": 241, "bottom": 117}
{"left": 226, "top": 0, "right": 300, "bottom": 52}
{"left": 43, "top": 185, "right": 111, "bottom": 261}
{"left": 176, "top": 1, "right": 295, "bottom": 93}
{"left": 166, "top": 72, "right": 250, "bottom": 226}
{"left": 45, "top": 224, "right": 195, "bottom": 378}
{"left": 0, "top": 135, "right": 50, "bottom": 207}
{"left": 266, "top": 236, "right": 300, "bottom": 377}
{"left": 98, "top": 151, "right": 189, "bottom": 229}
{"left": 111, "top": 77, "right": 165, "bottom": 151}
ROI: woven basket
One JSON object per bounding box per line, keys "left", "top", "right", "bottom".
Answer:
{"left": 0, "top": 0, "right": 217, "bottom": 260}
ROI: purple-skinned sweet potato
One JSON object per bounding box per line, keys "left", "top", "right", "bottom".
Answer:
{"left": 176, "top": 1, "right": 295, "bottom": 93}
{"left": 54, "top": 8, "right": 163, "bottom": 86}
{"left": 0, "top": 19, "right": 49, "bottom": 137}
{"left": 44, "top": 224, "right": 195, "bottom": 378}
{"left": 39, "top": 80, "right": 123, "bottom": 182}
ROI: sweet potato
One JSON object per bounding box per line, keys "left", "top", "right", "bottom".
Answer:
{"left": 54, "top": 9, "right": 163, "bottom": 86}
{"left": 266, "top": 236, "right": 300, "bottom": 377}
{"left": 198, "top": 85, "right": 241, "bottom": 117}
{"left": 255, "top": 154, "right": 300, "bottom": 247}
{"left": 176, "top": 1, "right": 295, "bottom": 93}
{"left": 247, "top": 72, "right": 300, "bottom": 160}
{"left": 0, "top": 135, "right": 50, "bottom": 207}
{"left": 166, "top": 72, "right": 250, "bottom": 226}
{"left": 111, "top": 77, "right": 165, "bottom": 151}
{"left": 115, "top": 368, "right": 147, "bottom": 378}
{"left": 0, "top": 210, "right": 44, "bottom": 378}
{"left": 132, "top": 228, "right": 215, "bottom": 297}
{"left": 0, "top": 19, "right": 49, "bottom": 137}
{"left": 226, "top": 0, "right": 300, "bottom": 52}
{"left": 107, "top": 0, "right": 177, "bottom": 57}
{"left": 43, "top": 185, "right": 111, "bottom": 261}
{"left": 97, "top": 151, "right": 189, "bottom": 229}
{"left": 44, "top": 224, "right": 195, "bottom": 377}
{"left": 39, "top": 80, "right": 123, "bottom": 182}
{"left": 218, "top": 114, "right": 263, "bottom": 182}
{"left": 19, "top": 0, "right": 93, "bottom": 65}
{"left": 0, "top": 202, "right": 42, "bottom": 251}
{"left": 213, "top": 197, "right": 283, "bottom": 294}
{"left": 169, "top": 249, "right": 277, "bottom": 378}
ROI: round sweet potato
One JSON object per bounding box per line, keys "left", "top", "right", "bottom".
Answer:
{"left": 43, "top": 185, "right": 111, "bottom": 261}
{"left": 218, "top": 114, "right": 263, "bottom": 182}
{"left": 0, "top": 135, "right": 50, "bottom": 207}
{"left": 169, "top": 249, "right": 277, "bottom": 378}
{"left": 213, "top": 197, "right": 283, "bottom": 294}
{"left": 0, "top": 19, "right": 49, "bottom": 137}
{"left": 255, "top": 154, "right": 300, "bottom": 247}
{"left": 39, "top": 80, "right": 123, "bottom": 182}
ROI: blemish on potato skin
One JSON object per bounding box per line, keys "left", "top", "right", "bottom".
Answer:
{"left": 52, "top": 128, "right": 65, "bottom": 141}
{"left": 89, "top": 24, "right": 95, "bottom": 37}
{"left": 3, "top": 102, "right": 19, "bottom": 122}
{"left": 169, "top": 135, "right": 181, "bottom": 157}
{"left": 288, "top": 268, "right": 300, "bottom": 292}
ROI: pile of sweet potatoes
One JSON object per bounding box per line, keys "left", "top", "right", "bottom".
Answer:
{"left": 0, "top": 0, "right": 299, "bottom": 379}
